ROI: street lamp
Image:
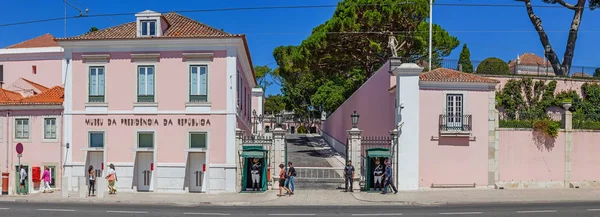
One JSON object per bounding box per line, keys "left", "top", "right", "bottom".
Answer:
{"left": 275, "top": 113, "right": 283, "bottom": 128}
{"left": 351, "top": 111, "right": 360, "bottom": 129}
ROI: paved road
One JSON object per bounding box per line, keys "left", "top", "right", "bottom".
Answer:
{"left": 3, "top": 201, "right": 600, "bottom": 216}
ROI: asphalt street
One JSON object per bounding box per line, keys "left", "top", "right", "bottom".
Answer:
{"left": 3, "top": 201, "right": 600, "bottom": 216}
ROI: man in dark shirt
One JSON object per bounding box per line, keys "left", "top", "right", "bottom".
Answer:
{"left": 344, "top": 160, "right": 355, "bottom": 192}
{"left": 381, "top": 159, "right": 398, "bottom": 194}
{"left": 285, "top": 162, "right": 296, "bottom": 195}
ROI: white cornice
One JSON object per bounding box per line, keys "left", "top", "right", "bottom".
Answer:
{"left": 82, "top": 54, "right": 110, "bottom": 61}
{"left": 0, "top": 47, "right": 63, "bottom": 55}
{"left": 419, "top": 81, "right": 497, "bottom": 91}
{"left": 0, "top": 105, "right": 63, "bottom": 110}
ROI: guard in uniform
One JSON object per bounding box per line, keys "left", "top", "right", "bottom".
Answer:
{"left": 373, "top": 158, "right": 384, "bottom": 191}
{"left": 251, "top": 158, "right": 262, "bottom": 191}
{"left": 344, "top": 160, "right": 355, "bottom": 192}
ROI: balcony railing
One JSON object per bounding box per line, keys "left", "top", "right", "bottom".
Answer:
{"left": 137, "top": 95, "right": 155, "bottom": 103}
{"left": 189, "top": 94, "right": 207, "bottom": 102}
{"left": 88, "top": 95, "right": 105, "bottom": 103}
{"left": 439, "top": 114, "right": 472, "bottom": 133}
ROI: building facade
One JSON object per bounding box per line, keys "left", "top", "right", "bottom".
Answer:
{"left": 57, "top": 10, "right": 256, "bottom": 193}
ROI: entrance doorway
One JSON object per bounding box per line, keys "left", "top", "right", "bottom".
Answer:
{"left": 290, "top": 126, "right": 295, "bottom": 134}
{"left": 188, "top": 152, "right": 206, "bottom": 193}
{"left": 136, "top": 152, "right": 153, "bottom": 192}
{"left": 86, "top": 152, "right": 103, "bottom": 190}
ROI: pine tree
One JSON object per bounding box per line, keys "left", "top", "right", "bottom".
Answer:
{"left": 458, "top": 44, "right": 474, "bottom": 73}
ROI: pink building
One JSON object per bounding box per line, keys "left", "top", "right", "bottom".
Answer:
{"left": 0, "top": 34, "right": 65, "bottom": 195}
{"left": 56, "top": 10, "right": 256, "bottom": 193}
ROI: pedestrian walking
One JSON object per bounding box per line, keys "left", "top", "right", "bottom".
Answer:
{"left": 285, "top": 161, "right": 296, "bottom": 195}
{"left": 344, "top": 160, "right": 355, "bottom": 192}
{"left": 88, "top": 165, "right": 96, "bottom": 196}
{"left": 18, "top": 165, "right": 27, "bottom": 195}
{"left": 381, "top": 159, "right": 398, "bottom": 194}
{"left": 278, "top": 164, "right": 291, "bottom": 196}
{"left": 105, "top": 164, "right": 118, "bottom": 194}
{"left": 42, "top": 167, "right": 53, "bottom": 193}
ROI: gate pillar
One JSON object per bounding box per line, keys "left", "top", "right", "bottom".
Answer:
{"left": 235, "top": 128, "right": 244, "bottom": 193}
{"left": 347, "top": 128, "right": 362, "bottom": 191}
{"left": 272, "top": 128, "right": 286, "bottom": 190}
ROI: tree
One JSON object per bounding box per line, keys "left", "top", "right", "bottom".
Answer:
{"left": 477, "top": 57, "right": 510, "bottom": 75}
{"left": 285, "top": 0, "right": 459, "bottom": 78}
{"left": 457, "top": 44, "right": 474, "bottom": 73}
{"left": 273, "top": 0, "right": 460, "bottom": 119}
{"left": 519, "top": 0, "right": 599, "bottom": 76}
{"left": 264, "top": 95, "right": 286, "bottom": 115}
{"left": 88, "top": 27, "right": 99, "bottom": 33}
{"left": 254, "top": 65, "right": 274, "bottom": 93}
{"left": 594, "top": 68, "right": 600, "bottom": 78}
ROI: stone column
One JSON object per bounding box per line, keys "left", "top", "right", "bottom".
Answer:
{"left": 488, "top": 90, "right": 499, "bottom": 187}
{"left": 347, "top": 128, "right": 362, "bottom": 190}
{"left": 563, "top": 103, "right": 573, "bottom": 187}
{"left": 272, "top": 128, "right": 286, "bottom": 190}
{"left": 390, "top": 57, "right": 423, "bottom": 191}
{"left": 235, "top": 128, "right": 244, "bottom": 192}
{"left": 390, "top": 129, "right": 399, "bottom": 187}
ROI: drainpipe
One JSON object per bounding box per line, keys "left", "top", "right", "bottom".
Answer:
{"left": 59, "top": 110, "right": 64, "bottom": 189}
{"left": 5, "top": 111, "right": 8, "bottom": 171}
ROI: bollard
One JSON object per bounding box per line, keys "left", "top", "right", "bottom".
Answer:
{"left": 2, "top": 172, "right": 8, "bottom": 195}
{"left": 96, "top": 178, "right": 105, "bottom": 198}
{"left": 78, "top": 177, "right": 86, "bottom": 198}
{"left": 61, "top": 176, "right": 69, "bottom": 198}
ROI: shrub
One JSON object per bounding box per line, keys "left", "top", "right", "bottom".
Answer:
{"left": 476, "top": 57, "right": 511, "bottom": 75}
{"left": 297, "top": 125, "right": 308, "bottom": 134}
{"left": 533, "top": 119, "right": 560, "bottom": 138}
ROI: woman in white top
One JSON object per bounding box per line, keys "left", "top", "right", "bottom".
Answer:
{"left": 105, "top": 164, "right": 118, "bottom": 194}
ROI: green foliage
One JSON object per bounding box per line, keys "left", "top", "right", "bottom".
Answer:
{"left": 88, "top": 27, "right": 99, "bottom": 33}
{"left": 458, "top": 44, "right": 473, "bottom": 73}
{"left": 594, "top": 68, "right": 600, "bottom": 78}
{"left": 254, "top": 65, "right": 274, "bottom": 93}
{"left": 297, "top": 125, "right": 308, "bottom": 134}
{"left": 273, "top": 0, "right": 460, "bottom": 119}
{"left": 533, "top": 119, "right": 560, "bottom": 138}
{"left": 476, "top": 57, "right": 510, "bottom": 74}
{"left": 264, "top": 95, "right": 286, "bottom": 115}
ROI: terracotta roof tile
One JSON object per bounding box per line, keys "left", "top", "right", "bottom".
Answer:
{"left": 0, "top": 89, "right": 24, "bottom": 102}
{"left": 419, "top": 68, "right": 500, "bottom": 83}
{"left": 571, "top": 72, "right": 592, "bottom": 78}
{"left": 56, "top": 12, "right": 239, "bottom": 41}
{"left": 508, "top": 53, "right": 551, "bottom": 68}
{"left": 0, "top": 86, "right": 63, "bottom": 105}
{"left": 5, "top": 34, "right": 59, "bottom": 49}
{"left": 21, "top": 78, "right": 49, "bottom": 92}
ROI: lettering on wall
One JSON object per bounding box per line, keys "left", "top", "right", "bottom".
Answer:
{"left": 84, "top": 118, "right": 211, "bottom": 127}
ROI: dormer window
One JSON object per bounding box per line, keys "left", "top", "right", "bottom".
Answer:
{"left": 140, "top": 20, "right": 156, "bottom": 36}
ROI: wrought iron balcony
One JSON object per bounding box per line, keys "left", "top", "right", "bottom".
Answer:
{"left": 439, "top": 114, "right": 472, "bottom": 136}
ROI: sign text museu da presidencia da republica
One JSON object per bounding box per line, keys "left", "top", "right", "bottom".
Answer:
{"left": 85, "top": 118, "right": 211, "bottom": 127}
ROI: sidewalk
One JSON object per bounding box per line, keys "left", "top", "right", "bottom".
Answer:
{"left": 1, "top": 188, "right": 600, "bottom": 206}
{"left": 352, "top": 188, "right": 600, "bottom": 205}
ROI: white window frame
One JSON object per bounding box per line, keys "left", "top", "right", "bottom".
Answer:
{"left": 89, "top": 66, "right": 105, "bottom": 97}
{"left": 189, "top": 65, "right": 209, "bottom": 102}
{"left": 42, "top": 117, "right": 59, "bottom": 142}
{"left": 88, "top": 131, "right": 105, "bottom": 148}
{"left": 14, "top": 118, "right": 30, "bottom": 141}
{"left": 140, "top": 20, "right": 157, "bottom": 37}
{"left": 444, "top": 93, "right": 465, "bottom": 129}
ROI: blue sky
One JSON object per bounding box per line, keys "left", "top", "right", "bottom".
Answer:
{"left": 1, "top": 0, "right": 599, "bottom": 96}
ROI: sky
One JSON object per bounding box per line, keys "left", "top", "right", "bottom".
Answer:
{"left": 1, "top": 0, "right": 599, "bottom": 97}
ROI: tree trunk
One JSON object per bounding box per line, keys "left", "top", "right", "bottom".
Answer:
{"left": 562, "top": 0, "right": 586, "bottom": 75}
{"left": 522, "top": 0, "right": 566, "bottom": 76}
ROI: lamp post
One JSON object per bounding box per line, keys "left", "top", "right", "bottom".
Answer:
{"left": 252, "top": 110, "right": 264, "bottom": 135}
{"left": 351, "top": 111, "right": 360, "bottom": 129}
{"left": 275, "top": 113, "right": 283, "bottom": 129}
